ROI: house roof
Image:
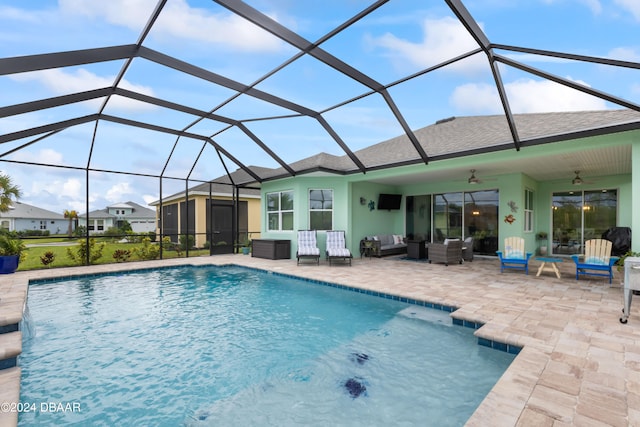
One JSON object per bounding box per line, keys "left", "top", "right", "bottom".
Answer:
{"left": 0, "top": 202, "right": 65, "bottom": 220}
{"left": 225, "top": 109, "right": 640, "bottom": 185}
{"left": 79, "top": 201, "right": 155, "bottom": 219}
{"left": 151, "top": 168, "right": 264, "bottom": 205}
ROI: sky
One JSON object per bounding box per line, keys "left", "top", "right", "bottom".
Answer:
{"left": 0, "top": 0, "right": 639, "bottom": 215}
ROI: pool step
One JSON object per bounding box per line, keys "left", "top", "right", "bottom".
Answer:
{"left": 0, "top": 331, "right": 22, "bottom": 370}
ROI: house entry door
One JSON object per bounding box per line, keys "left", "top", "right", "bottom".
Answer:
{"left": 208, "top": 202, "right": 234, "bottom": 255}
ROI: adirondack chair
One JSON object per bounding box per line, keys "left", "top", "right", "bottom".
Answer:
{"left": 496, "top": 237, "right": 532, "bottom": 274}
{"left": 326, "top": 230, "right": 353, "bottom": 266}
{"left": 296, "top": 230, "right": 320, "bottom": 265}
{"left": 571, "top": 239, "right": 619, "bottom": 284}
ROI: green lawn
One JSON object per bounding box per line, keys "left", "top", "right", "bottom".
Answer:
{"left": 19, "top": 241, "right": 210, "bottom": 271}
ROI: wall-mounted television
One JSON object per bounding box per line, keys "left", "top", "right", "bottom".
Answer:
{"left": 377, "top": 193, "right": 402, "bottom": 210}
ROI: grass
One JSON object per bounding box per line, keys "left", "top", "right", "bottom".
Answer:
{"left": 18, "top": 240, "right": 210, "bottom": 271}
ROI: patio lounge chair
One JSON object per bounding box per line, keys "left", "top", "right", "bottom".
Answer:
{"left": 496, "top": 237, "right": 532, "bottom": 274}
{"left": 428, "top": 239, "right": 463, "bottom": 266}
{"left": 296, "top": 230, "right": 320, "bottom": 265}
{"left": 571, "top": 238, "right": 619, "bottom": 284}
{"left": 326, "top": 230, "right": 353, "bottom": 266}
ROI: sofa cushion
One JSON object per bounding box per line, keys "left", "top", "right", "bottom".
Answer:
{"left": 379, "top": 234, "right": 394, "bottom": 246}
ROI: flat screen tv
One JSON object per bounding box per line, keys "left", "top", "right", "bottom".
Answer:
{"left": 377, "top": 193, "right": 402, "bottom": 210}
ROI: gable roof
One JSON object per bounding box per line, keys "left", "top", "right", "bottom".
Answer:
{"left": 79, "top": 201, "right": 155, "bottom": 219}
{"left": 0, "top": 202, "right": 65, "bottom": 220}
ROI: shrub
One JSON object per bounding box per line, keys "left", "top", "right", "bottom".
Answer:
{"left": 73, "top": 225, "right": 87, "bottom": 237}
{"left": 103, "top": 226, "right": 124, "bottom": 240}
{"left": 133, "top": 237, "right": 160, "bottom": 260}
{"left": 66, "top": 238, "right": 106, "bottom": 265}
{"left": 40, "top": 251, "right": 55, "bottom": 267}
{"left": 179, "top": 234, "right": 195, "bottom": 250}
{"left": 16, "top": 229, "right": 50, "bottom": 237}
{"left": 113, "top": 249, "right": 132, "bottom": 263}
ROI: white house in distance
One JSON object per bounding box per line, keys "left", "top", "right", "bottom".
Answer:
{"left": 78, "top": 201, "right": 156, "bottom": 234}
{"left": 0, "top": 201, "right": 68, "bottom": 234}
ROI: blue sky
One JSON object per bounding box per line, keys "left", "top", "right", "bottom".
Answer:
{"left": 1, "top": 0, "right": 639, "bottom": 215}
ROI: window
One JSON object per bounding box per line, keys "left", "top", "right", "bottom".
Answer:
{"left": 97, "top": 219, "right": 104, "bottom": 231}
{"left": 40, "top": 220, "right": 47, "bottom": 230}
{"left": 524, "top": 189, "right": 534, "bottom": 232}
{"left": 267, "top": 190, "right": 294, "bottom": 231}
{"left": 309, "top": 189, "right": 333, "bottom": 230}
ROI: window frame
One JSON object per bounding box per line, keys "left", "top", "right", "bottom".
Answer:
{"left": 266, "top": 190, "right": 294, "bottom": 232}
{"left": 524, "top": 188, "right": 534, "bottom": 233}
{"left": 308, "top": 189, "right": 334, "bottom": 230}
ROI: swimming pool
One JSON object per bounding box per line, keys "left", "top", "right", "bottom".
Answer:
{"left": 19, "top": 265, "right": 516, "bottom": 426}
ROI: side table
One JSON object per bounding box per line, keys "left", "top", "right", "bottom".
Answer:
{"left": 361, "top": 240, "right": 375, "bottom": 259}
{"left": 536, "top": 257, "right": 563, "bottom": 279}
{"left": 407, "top": 240, "right": 426, "bottom": 260}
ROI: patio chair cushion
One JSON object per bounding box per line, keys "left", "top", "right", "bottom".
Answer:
{"left": 327, "top": 248, "right": 351, "bottom": 257}
{"left": 298, "top": 246, "right": 320, "bottom": 256}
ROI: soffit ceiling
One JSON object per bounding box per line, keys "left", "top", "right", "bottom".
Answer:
{"left": 1, "top": 0, "right": 639, "bottom": 198}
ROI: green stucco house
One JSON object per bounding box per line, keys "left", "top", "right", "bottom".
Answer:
{"left": 257, "top": 109, "right": 640, "bottom": 259}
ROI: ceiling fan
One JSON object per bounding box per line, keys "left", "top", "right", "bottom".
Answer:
{"left": 468, "top": 169, "right": 481, "bottom": 184}
{"left": 571, "top": 171, "right": 584, "bottom": 185}
{"left": 571, "top": 170, "right": 594, "bottom": 186}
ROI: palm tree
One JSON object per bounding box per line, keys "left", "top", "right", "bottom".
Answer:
{"left": 63, "top": 209, "right": 78, "bottom": 237}
{"left": 0, "top": 173, "right": 21, "bottom": 213}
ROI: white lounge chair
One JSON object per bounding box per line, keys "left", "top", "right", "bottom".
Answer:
{"left": 326, "top": 230, "right": 353, "bottom": 266}
{"left": 296, "top": 230, "right": 320, "bottom": 265}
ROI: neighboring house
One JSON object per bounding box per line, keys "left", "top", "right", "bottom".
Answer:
{"left": 149, "top": 168, "right": 263, "bottom": 251}
{"left": 257, "top": 110, "right": 640, "bottom": 258}
{"left": 0, "top": 201, "right": 68, "bottom": 234}
{"left": 78, "top": 201, "right": 156, "bottom": 234}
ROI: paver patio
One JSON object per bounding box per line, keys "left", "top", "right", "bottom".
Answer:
{"left": 1, "top": 254, "right": 639, "bottom": 426}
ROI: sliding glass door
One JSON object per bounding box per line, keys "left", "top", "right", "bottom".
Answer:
{"left": 407, "top": 190, "right": 499, "bottom": 255}
{"left": 464, "top": 190, "right": 499, "bottom": 255}
{"left": 552, "top": 189, "right": 617, "bottom": 255}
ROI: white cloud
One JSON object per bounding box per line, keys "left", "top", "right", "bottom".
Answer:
{"left": 59, "top": 0, "right": 284, "bottom": 52}
{"left": 0, "top": 5, "right": 42, "bottom": 23}
{"left": 62, "top": 178, "right": 83, "bottom": 199}
{"left": 10, "top": 148, "right": 64, "bottom": 165}
{"left": 541, "top": 0, "right": 602, "bottom": 15}
{"left": 451, "top": 77, "right": 607, "bottom": 114}
{"left": 10, "top": 68, "right": 155, "bottom": 111}
{"left": 614, "top": 0, "right": 640, "bottom": 20}
{"left": 105, "top": 182, "right": 135, "bottom": 203}
{"left": 608, "top": 47, "right": 640, "bottom": 62}
{"left": 59, "top": 0, "right": 155, "bottom": 30}
{"left": 142, "top": 194, "right": 158, "bottom": 205}
{"left": 368, "top": 16, "right": 486, "bottom": 74}
{"left": 450, "top": 83, "right": 502, "bottom": 114}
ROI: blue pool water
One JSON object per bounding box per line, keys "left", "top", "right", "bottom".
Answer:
{"left": 19, "top": 265, "right": 515, "bottom": 426}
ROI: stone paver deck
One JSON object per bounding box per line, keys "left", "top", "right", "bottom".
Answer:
{"left": 1, "top": 254, "right": 639, "bottom": 426}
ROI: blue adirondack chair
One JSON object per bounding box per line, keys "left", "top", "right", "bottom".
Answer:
{"left": 496, "top": 237, "right": 533, "bottom": 274}
{"left": 571, "top": 239, "right": 619, "bottom": 284}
